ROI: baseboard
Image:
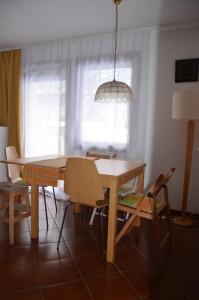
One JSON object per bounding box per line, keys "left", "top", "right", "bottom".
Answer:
{"left": 170, "top": 209, "right": 199, "bottom": 220}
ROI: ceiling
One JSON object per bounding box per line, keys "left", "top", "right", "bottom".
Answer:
{"left": 0, "top": 0, "right": 199, "bottom": 50}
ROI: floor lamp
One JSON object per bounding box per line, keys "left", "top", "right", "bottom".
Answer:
{"left": 172, "top": 90, "right": 199, "bottom": 226}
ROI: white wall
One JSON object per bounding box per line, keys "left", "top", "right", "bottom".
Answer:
{"left": 146, "top": 25, "right": 199, "bottom": 213}
{"left": 0, "top": 127, "right": 8, "bottom": 181}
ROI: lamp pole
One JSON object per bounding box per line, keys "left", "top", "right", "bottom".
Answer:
{"left": 173, "top": 120, "right": 194, "bottom": 226}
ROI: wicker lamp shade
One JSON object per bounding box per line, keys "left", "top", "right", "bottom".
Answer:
{"left": 95, "top": 0, "right": 133, "bottom": 103}
{"left": 95, "top": 80, "right": 133, "bottom": 103}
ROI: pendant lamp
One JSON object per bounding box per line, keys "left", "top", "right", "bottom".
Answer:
{"left": 95, "top": 0, "right": 133, "bottom": 103}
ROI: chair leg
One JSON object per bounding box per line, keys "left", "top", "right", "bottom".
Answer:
{"left": 125, "top": 212, "right": 130, "bottom": 221}
{"left": 163, "top": 188, "right": 172, "bottom": 249}
{"left": 42, "top": 187, "right": 49, "bottom": 229}
{"left": 9, "top": 194, "right": 15, "bottom": 245}
{"left": 52, "top": 187, "right": 57, "bottom": 213}
{"left": 163, "top": 206, "right": 172, "bottom": 249}
{"left": 89, "top": 207, "right": 97, "bottom": 226}
{"left": 57, "top": 201, "right": 70, "bottom": 249}
{"left": 115, "top": 213, "right": 138, "bottom": 244}
{"left": 99, "top": 207, "right": 106, "bottom": 258}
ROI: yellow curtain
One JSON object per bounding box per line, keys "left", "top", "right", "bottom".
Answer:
{"left": 0, "top": 49, "right": 22, "bottom": 157}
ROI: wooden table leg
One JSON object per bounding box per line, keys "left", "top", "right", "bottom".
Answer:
{"left": 106, "top": 180, "right": 118, "bottom": 263}
{"left": 31, "top": 184, "right": 39, "bottom": 238}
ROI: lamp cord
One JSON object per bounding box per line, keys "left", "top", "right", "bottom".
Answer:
{"left": 113, "top": 3, "right": 118, "bottom": 81}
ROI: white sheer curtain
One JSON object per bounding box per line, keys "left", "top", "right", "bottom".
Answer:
{"left": 22, "top": 29, "right": 151, "bottom": 161}
{"left": 23, "top": 63, "right": 66, "bottom": 156}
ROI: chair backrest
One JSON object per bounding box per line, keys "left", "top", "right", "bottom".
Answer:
{"left": 86, "top": 151, "right": 110, "bottom": 159}
{"left": 147, "top": 167, "right": 175, "bottom": 197}
{"left": 5, "top": 146, "right": 21, "bottom": 182}
{"left": 139, "top": 167, "right": 175, "bottom": 214}
{"left": 86, "top": 151, "right": 117, "bottom": 159}
{"left": 64, "top": 157, "right": 104, "bottom": 206}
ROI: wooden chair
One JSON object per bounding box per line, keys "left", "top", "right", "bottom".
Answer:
{"left": 57, "top": 157, "right": 108, "bottom": 251}
{"left": 86, "top": 151, "right": 117, "bottom": 159}
{"left": 116, "top": 167, "right": 175, "bottom": 256}
{"left": 5, "top": 146, "right": 57, "bottom": 229}
{"left": 86, "top": 151, "right": 113, "bottom": 225}
{"left": 0, "top": 182, "right": 30, "bottom": 245}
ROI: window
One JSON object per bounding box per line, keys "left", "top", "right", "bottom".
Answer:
{"left": 81, "top": 66, "right": 132, "bottom": 151}
{"left": 23, "top": 61, "right": 132, "bottom": 157}
{"left": 24, "top": 70, "right": 65, "bottom": 157}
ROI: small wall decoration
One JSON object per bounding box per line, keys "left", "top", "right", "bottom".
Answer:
{"left": 175, "top": 58, "right": 199, "bottom": 83}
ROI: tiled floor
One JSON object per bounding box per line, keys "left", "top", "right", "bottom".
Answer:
{"left": 0, "top": 196, "right": 199, "bottom": 299}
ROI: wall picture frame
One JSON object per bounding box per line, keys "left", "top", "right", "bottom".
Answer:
{"left": 175, "top": 58, "right": 199, "bottom": 83}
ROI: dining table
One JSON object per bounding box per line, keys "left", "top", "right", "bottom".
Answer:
{"left": 1, "top": 155, "right": 146, "bottom": 262}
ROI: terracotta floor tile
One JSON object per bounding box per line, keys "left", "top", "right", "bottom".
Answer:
{"left": 43, "top": 280, "right": 92, "bottom": 300}
{"left": 39, "top": 211, "right": 54, "bottom": 220}
{"left": 0, "top": 288, "right": 43, "bottom": 300}
{"left": 124, "top": 266, "right": 154, "bottom": 297}
{"left": 0, "top": 232, "right": 11, "bottom": 248}
{"left": 182, "top": 282, "right": 199, "bottom": 300}
{"left": 0, "top": 197, "right": 199, "bottom": 300}
{"left": 0, "top": 223, "right": 7, "bottom": 234}
{"left": 147, "top": 290, "right": 190, "bottom": 300}
{"left": 54, "top": 207, "right": 86, "bottom": 227}
{"left": 115, "top": 234, "right": 136, "bottom": 252}
{"left": 37, "top": 228, "right": 63, "bottom": 244}
{"left": 66, "top": 237, "right": 100, "bottom": 257}
{"left": 61, "top": 225, "right": 91, "bottom": 241}
{"left": 37, "top": 218, "right": 58, "bottom": 230}
{"left": 0, "top": 246, "right": 34, "bottom": 267}
{"left": 115, "top": 246, "right": 149, "bottom": 271}
{"left": 13, "top": 220, "right": 30, "bottom": 234}
{"left": 133, "top": 229, "right": 157, "bottom": 261}
{"left": 38, "top": 258, "right": 81, "bottom": 285}
{"left": 0, "top": 263, "right": 39, "bottom": 293}
{"left": 85, "top": 272, "right": 140, "bottom": 300}
{"left": 33, "top": 241, "right": 70, "bottom": 262}
{"left": 14, "top": 231, "right": 32, "bottom": 246}
{"left": 74, "top": 253, "right": 118, "bottom": 278}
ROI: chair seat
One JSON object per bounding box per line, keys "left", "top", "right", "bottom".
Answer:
{"left": 12, "top": 177, "right": 28, "bottom": 185}
{"left": 0, "top": 182, "right": 28, "bottom": 193}
{"left": 141, "top": 198, "right": 166, "bottom": 214}
{"left": 0, "top": 181, "right": 31, "bottom": 245}
{"left": 5, "top": 146, "right": 58, "bottom": 231}
{"left": 119, "top": 193, "right": 166, "bottom": 214}
{"left": 119, "top": 193, "right": 143, "bottom": 208}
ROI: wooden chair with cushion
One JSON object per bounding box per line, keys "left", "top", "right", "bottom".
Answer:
{"left": 86, "top": 151, "right": 138, "bottom": 225}
{"left": 0, "top": 182, "right": 30, "bottom": 245}
{"left": 116, "top": 167, "right": 175, "bottom": 256}
{"left": 57, "top": 157, "right": 108, "bottom": 252}
{"left": 5, "top": 146, "right": 57, "bottom": 229}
